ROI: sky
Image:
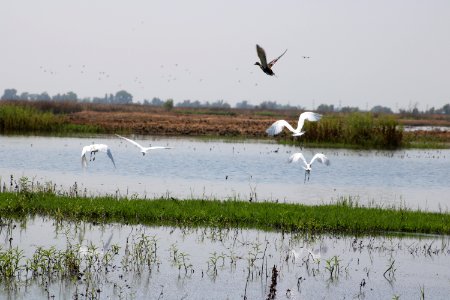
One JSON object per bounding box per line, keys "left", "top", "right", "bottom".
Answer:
{"left": 1, "top": 0, "right": 450, "bottom": 111}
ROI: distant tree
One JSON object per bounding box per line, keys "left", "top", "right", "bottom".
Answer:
{"left": 209, "top": 99, "right": 230, "bottom": 108}
{"left": 1, "top": 89, "right": 19, "bottom": 100}
{"left": 52, "top": 91, "right": 78, "bottom": 101}
{"left": 258, "top": 101, "right": 278, "bottom": 110}
{"left": 114, "top": 90, "right": 133, "bottom": 104}
{"left": 177, "top": 99, "right": 202, "bottom": 108}
{"left": 442, "top": 104, "right": 450, "bottom": 115}
{"left": 164, "top": 99, "right": 174, "bottom": 111}
{"left": 340, "top": 106, "right": 359, "bottom": 113}
{"left": 37, "top": 92, "right": 51, "bottom": 101}
{"left": 236, "top": 100, "right": 254, "bottom": 109}
{"left": 92, "top": 97, "right": 107, "bottom": 104}
{"left": 425, "top": 107, "right": 435, "bottom": 114}
{"left": 316, "top": 104, "right": 335, "bottom": 113}
{"left": 143, "top": 97, "right": 164, "bottom": 106}
{"left": 370, "top": 105, "right": 393, "bottom": 114}
{"left": 19, "top": 92, "right": 30, "bottom": 100}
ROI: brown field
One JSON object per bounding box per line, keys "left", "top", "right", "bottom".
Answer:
{"left": 65, "top": 107, "right": 291, "bottom": 137}
{"left": 2, "top": 100, "right": 450, "bottom": 144}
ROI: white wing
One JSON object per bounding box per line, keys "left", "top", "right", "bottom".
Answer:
{"left": 93, "top": 144, "right": 110, "bottom": 153}
{"left": 81, "top": 145, "right": 90, "bottom": 168}
{"left": 145, "top": 146, "right": 173, "bottom": 150}
{"left": 116, "top": 134, "right": 145, "bottom": 151}
{"left": 289, "top": 152, "right": 308, "bottom": 166}
{"left": 106, "top": 148, "right": 116, "bottom": 168}
{"left": 266, "top": 120, "right": 296, "bottom": 136}
{"left": 81, "top": 144, "right": 115, "bottom": 168}
{"left": 310, "top": 153, "right": 330, "bottom": 166}
{"left": 296, "top": 112, "right": 322, "bottom": 132}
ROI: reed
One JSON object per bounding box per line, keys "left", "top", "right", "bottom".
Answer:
{"left": 0, "top": 191, "right": 448, "bottom": 235}
{"left": 277, "top": 113, "right": 403, "bottom": 149}
{"left": 0, "top": 104, "right": 99, "bottom": 134}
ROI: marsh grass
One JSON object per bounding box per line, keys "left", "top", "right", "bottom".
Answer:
{"left": 0, "top": 186, "right": 448, "bottom": 235}
{"left": 0, "top": 104, "right": 99, "bottom": 134}
{"left": 276, "top": 113, "right": 403, "bottom": 149}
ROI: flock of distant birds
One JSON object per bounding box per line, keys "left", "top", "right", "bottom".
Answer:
{"left": 81, "top": 45, "right": 329, "bottom": 183}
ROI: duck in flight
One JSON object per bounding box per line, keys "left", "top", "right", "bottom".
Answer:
{"left": 81, "top": 144, "right": 116, "bottom": 169}
{"left": 254, "top": 44, "right": 287, "bottom": 76}
{"left": 115, "top": 134, "right": 172, "bottom": 156}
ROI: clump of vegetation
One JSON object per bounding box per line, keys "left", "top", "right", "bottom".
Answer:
{"left": 0, "top": 178, "right": 449, "bottom": 235}
{"left": 0, "top": 104, "right": 100, "bottom": 134}
{"left": 282, "top": 112, "right": 403, "bottom": 149}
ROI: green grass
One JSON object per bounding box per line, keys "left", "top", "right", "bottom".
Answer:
{"left": 280, "top": 113, "right": 404, "bottom": 149}
{"left": 0, "top": 104, "right": 100, "bottom": 134}
{"left": 0, "top": 191, "right": 448, "bottom": 235}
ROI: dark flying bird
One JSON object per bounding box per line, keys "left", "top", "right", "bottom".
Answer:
{"left": 254, "top": 44, "right": 287, "bottom": 76}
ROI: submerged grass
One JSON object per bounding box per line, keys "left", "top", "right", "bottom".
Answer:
{"left": 0, "top": 191, "right": 448, "bottom": 235}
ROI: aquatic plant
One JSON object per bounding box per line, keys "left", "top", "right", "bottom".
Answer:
{"left": 325, "top": 255, "right": 341, "bottom": 280}
{"left": 0, "top": 176, "right": 449, "bottom": 235}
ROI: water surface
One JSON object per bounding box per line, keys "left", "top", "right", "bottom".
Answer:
{"left": 1, "top": 135, "right": 449, "bottom": 211}
{"left": 1, "top": 218, "right": 449, "bottom": 299}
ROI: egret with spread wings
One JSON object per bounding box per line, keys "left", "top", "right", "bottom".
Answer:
{"left": 266, "top": 112, "right": 322, "bottom": 137}
{"left": 289, "top": 152, "right": 330, "bottom": 182}
{"left": 81, "top": 144, "right": 116, "bottom": 169}
{"left": 116, "top": 134, "right": 172, "bottom": 156}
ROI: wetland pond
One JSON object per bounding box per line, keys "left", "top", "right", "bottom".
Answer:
{"left": 0, "top": 135, "right": 449, "bottom": 211}
{"left": 0, "top": 217, "right": 449, "bottom": 299}
{"left": 1, "top": 135, "right": 450, "bottom": 299}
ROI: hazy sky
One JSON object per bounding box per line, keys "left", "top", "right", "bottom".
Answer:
{"left": 1, "top": 0, "right": 450, "bottom": 110}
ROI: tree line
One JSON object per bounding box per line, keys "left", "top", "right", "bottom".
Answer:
{"left": 1, "top": 88, "right": 449, "bottom": 114}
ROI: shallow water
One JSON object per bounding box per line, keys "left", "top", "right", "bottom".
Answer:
{"left": 1, "top": 218, "right": 449, "bottom": 299}
{"left": 0, "top": 135, "right": 449, "bottom": 211}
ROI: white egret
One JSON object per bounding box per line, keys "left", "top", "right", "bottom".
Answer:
{"left": 266, "top": 112, "right": 322, "bottom": 137}
{"left": 81, "top": 144, "right": 116, "bottom": 168}
{"left": 115, "top": 134, "right": 172, "bottom": 156}
{"left": 289, "top": 152, "right": 330, "bottom": 182}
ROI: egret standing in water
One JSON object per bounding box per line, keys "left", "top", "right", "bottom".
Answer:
{"left": 254, "top": 44, "right": 287, "bottom": 76}
{"left": 266, "top": 112, "right": 322, "bottom": 137}
{"left": 115, "top": 134, "right": 172, "bottom": 156}
{"left": 289, "top": 152, "right": 330, "bottom": 182}
{"left": 81, "top": 144, "right": 116, "bottom": 169}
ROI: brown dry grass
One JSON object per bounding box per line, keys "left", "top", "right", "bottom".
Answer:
{"left": 66, "top": 109, "right": 276, "bottom": 137}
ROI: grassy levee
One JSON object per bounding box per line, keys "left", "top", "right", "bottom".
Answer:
{"left": 0, "top": 104, "right": 100, "bottom": 134}
{"left": 0, "top": 192, "right": 449, "bottom": 235}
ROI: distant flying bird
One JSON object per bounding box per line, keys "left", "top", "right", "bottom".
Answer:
{"left": 289, "top": 152, "right": 330, "bottom": 182}
{"left": 115, "top": 134, "right": 172, "bottom": 156}
{"left": 266, "top": 112, "right": 322, "bottom": 137}
{"left": 302, "top": 56, "right": 311, "bottom": 59}
{"left": 254, "top": 44, "right": 287, "bottom": 76}
{"left": 81, "top": 144, "right": 116, "bottom": 169}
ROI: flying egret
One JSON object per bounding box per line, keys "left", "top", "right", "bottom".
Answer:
{"left": 115, "top": 134, "right": 172, "bottom": 156}
{"left": 81, "top": 144, "right": 116, "bottom": 169}
{"left": 254, "top": 44, "right": 287, "bottom": 76}
{"left": 266, "top": 112, "right": 322, "bottom": 137}
{"left": 289, "top": 152, "right": 330, "bottom": 182}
